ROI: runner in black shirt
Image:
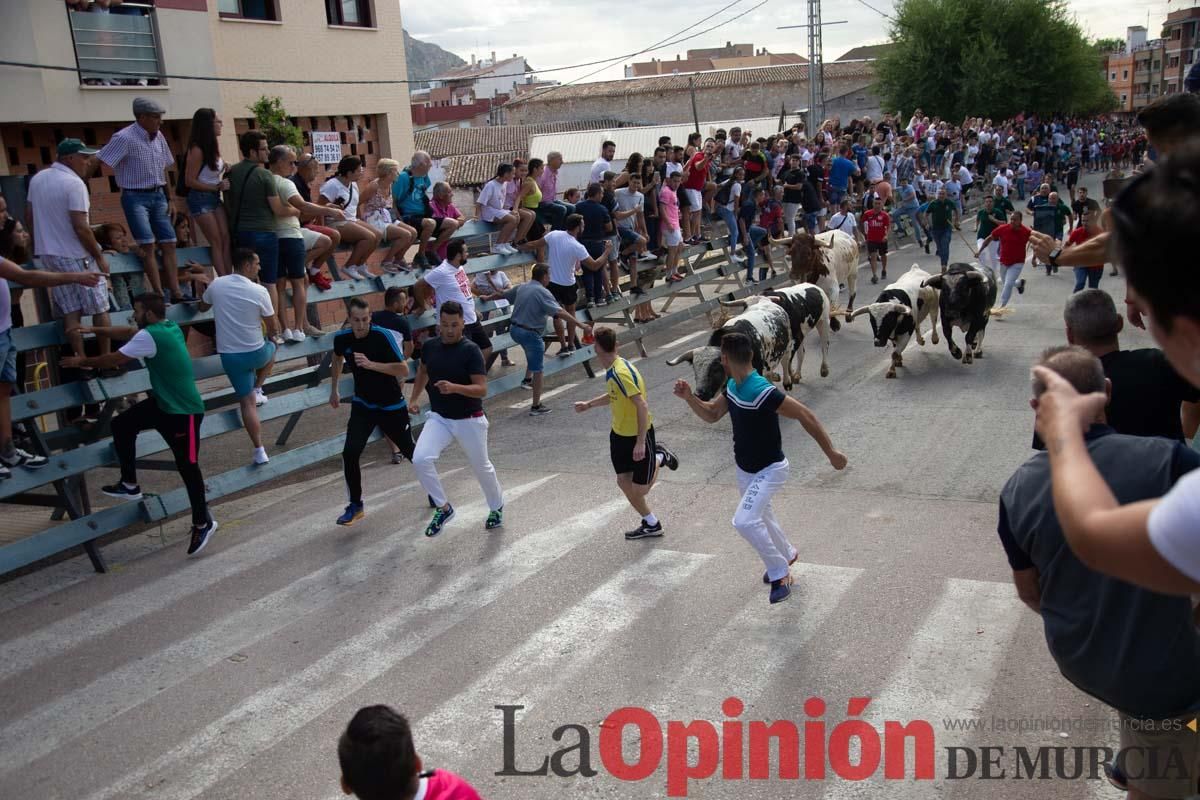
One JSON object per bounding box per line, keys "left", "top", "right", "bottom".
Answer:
{"left": 372, "top": 287, "right": 417, "bottom": 466}
{"left": 410, "top": 301, "right": 505, "bottom": 536}
{"left": 330, "top": 298, "right": 414, "bottom": 526}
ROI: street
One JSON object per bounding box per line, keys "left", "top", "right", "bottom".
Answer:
{"left": 0, "top": 173, "right": 1139, "bottom": 799}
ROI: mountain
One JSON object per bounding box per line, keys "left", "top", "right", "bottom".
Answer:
{"left": 404, "top": 29, "right": 467, "bottom": 84}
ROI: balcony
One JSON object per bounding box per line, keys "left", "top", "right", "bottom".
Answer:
{"left": 67, "top": 3, "right": 164, "bottom": 86}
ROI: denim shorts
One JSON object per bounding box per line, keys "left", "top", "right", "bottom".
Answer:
{"left": 0, "top": 328, "right": 16, "bottom": 384}
{"left": 277, "top": 236, "right": 306, "bottom": 280}
{"left": 236, "top": 230, "right": 280, "bottom": 284}
{"left": 121, "top": 189, "right": 176, "bottom": 245}
{"left": 186, "top": 190, "right": 221, "bottom": 217}
{"left": 220, "top": 342, "right": 275, "bottom": 398}
{"left": 510, "top": 324, "right": 545, "bottom": 373}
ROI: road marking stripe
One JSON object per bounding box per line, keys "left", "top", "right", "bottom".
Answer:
{"left": 507, "top": 382, "right": 579, "bottom": 409}
{"left": 653, "top": 329, "right": 708, "bottom": 355}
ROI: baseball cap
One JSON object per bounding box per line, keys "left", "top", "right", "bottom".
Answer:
{"left": 57, "top": 139, "right": 98, "bottom": 157}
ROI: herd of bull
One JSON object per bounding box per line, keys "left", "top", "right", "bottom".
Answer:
{"left": 665, "top": 230, "right": 1001, "bottom": 397}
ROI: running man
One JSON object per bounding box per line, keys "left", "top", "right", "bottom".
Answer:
{"left": 574, "top": 326, "right": 678, "bottom": 540}
{"left": 410, "top": 300, "right": 504, "bottom": 536}
{"left": 61, "top": 292, "right": 216, "bottom": 556}
{"left": 674, "top": 332, "right": 847, "bottom": 603}
{"left": 329, "top": 297, "right": 415, "bottom": 526}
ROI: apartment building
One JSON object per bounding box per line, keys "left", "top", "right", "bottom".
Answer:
{"left": 1162, "top": 6, "right": 1200, "bottom": 95}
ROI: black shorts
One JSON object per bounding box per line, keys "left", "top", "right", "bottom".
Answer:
{"left": 867, "top": 240, "right": 888, "bottom": 255}
{"left": 549, "top": 281, "right": 578, "bottom": 307}
{"left": 465, "top": 320, "right": 492, "bottom": 351}
{"left": 402, "top": 215, "right": 444, "bottom": 235}
{"left": 676, "top": 184, "right": 691, "bottom": 209}
{"left": 610, "top": 426, "right": 657, "bottom": 486}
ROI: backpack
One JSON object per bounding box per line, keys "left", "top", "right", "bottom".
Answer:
{"left": 715, "top": 179, "right": 737, "bottom": 207}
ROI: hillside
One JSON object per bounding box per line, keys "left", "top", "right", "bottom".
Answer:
{"left": 404, "top": 29, "right": 466, "bottom": 83}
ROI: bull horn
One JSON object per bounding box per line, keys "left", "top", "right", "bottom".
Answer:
{"left": 719, "top": 299, "right": 749, "bottom": 310}
{"left": 666, "top": 349, "right": 696, "bottom": 366}
{"left": 893, "top": 303, "right": 912, "bottom": 316}
{"left": 849, "top": 306, "right": 872, "bottom": 320}
{"left": 962, "top": 271, "right": 985, "bottom": 284}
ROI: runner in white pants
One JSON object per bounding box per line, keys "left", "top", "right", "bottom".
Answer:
{"left": 409, "top": 300, "right": 504, "bottom": 537}
{"left": 674, "top": 331, "right": 847, "bottom": 604}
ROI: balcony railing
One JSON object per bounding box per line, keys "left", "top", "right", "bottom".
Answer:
{"left": 67, "top": 3, "right": 164, "bottom": 86}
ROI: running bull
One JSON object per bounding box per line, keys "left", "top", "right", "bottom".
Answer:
{"left": 849, "top": 265, "right": 940, "bottom": 379}
{"left": 920, "top": 263, "right": 997, "bottom": 366}
{"left": 778, "top": 229, "right": 861, "bottom": 319}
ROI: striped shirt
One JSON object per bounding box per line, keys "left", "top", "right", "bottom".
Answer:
{"left": 97, "top": 122, "right": 174, "bottom": 190}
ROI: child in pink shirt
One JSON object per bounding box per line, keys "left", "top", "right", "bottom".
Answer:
{"left": 339, "top": 705, "right": 483, "bottom": 800}
{"left": 659, "top": 172, "right": 685, "bottom": 281}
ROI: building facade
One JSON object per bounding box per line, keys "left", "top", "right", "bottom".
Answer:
{"left": 1162, "top": 6, "right": 1200, "bottom": 95}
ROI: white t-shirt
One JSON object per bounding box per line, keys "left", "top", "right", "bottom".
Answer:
{"left": 28, "top": 163, "right": 91, "bottom": 259}
{"left": 542, "top": 230, "right": 589, "bottom": 286}
{"left": 425, "top": 261, "right": 478, "bottom": 324}
{"left": 474, "top": 270, "right": 511, "bottom": 308}
{"left": 827, "top": 211, "right": 858, "bottom": 236}
{"left": 1148, "top": 470, "right": 1200, "bottom": 582}
{"left": 589, "top": 157, "right": 611, "bottom": 184}
{"left": 613, "top": 187, "right": 643, "bottom": 230}
{"left": 993, "top": 174, "right": 1010, "bottom": 194}
{"left": 273, "top": 175, "right": 302, "bottom": 238}
{"left": 119, "top": 328, "right": 157, "bottom": 360}
{"left": 721, "top": 180, "right": 742, "bottom": 212}
{"left": 664, "top": 162, "right": 682, "bottom": 178}
{"left": 319, "top": 177, "right": 359, "bottom": 221}
{"left": 866, "top": 155, "right": 885, "bottom": 183}
{"left": 202, "top": 273, "right": 273, "bottom": 354}
{"left": 956, "top": 165, "right": 973, "bottom": 186}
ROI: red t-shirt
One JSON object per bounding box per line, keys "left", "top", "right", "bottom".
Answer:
{"left": 683, "top": 152, "right": 710, "bottom": 190}
{"left": 421, "top": 769, "right": 482, "bottom": 800}
{"left": 862, "top": 209, "right": 891, "bottom": 243}
{"left": 1067, "top": 227, "right": 1103, "bottom": 270}
{"left": 991, "top": 223, "right": 1032, "bottom": 265}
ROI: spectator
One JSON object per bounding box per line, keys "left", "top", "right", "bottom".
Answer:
{"left": 761, "top": 186, "right": 785, "bottom": 240}
{"left": 60, "top": 292, "right": 216, "bottom": 555}
{"left": 659, "top": 171, "right": 685, "bottom": 283}
{"left": 338, "top": 705, "right": 482, "bottom": 800}
{"left": 275, "top": 150, "right": 343, "bottom": 319}
{"left": 503, "top": 263, "right": 593, "bottom": 415}
{"left": 472, "top": 265, "right": 515, "bottom": 369}
{"left": 589, "top": 140, "right": 616, "bottom": 184}
{"left": 714, "top": 167, "right": 746, "bottom": 264}
{"left": 96, "top": 97, "right": 183, "bottom": 302}
{"left": 26, "top": 138, "right": 113, "bottom": 367}
{"left": 95, "top": 222, "right": 144, "bottom": 310}
{"left": 779, "top": 154, "right": 807, "bottom": 237}
{"left": 742, "top": 141, "right": 769, "bottom": 188}
{"left": 290, "top": 153, "right": 339, "bottom": 291}
{"left": 613, "top": 171, "right": 650, "bottom": 268}
{"left": 861, "top": 194, "right": 891, "bottom": 284}
{"left": 197, "top": 247, "right": 276, "bottom": 464}
{"left": 681, "top": 140, "right": 715, "bottom": 244}
{"left": 921, "top": 187, "right": 959, "bottom": 271}
{"left": 393, "top": 151, "right": 456, "bottom": 269}
{"left": 517, "top": 213, "right": 609, "bottom": 355}
{"left": 827, "top": 146, "right": 860, "bottom": 208}
{"left": 511, "top": 158, "right": 545, "bottom": 244}
{"left": 1067, "top": 207, "right": 1104, "bottom": 292}
{"left": 737, "top": 186, "right": 771, "bottom": 283}
{"left": 226, "top": 131, "right": 298, "bottom": 341}
{"left": 476, "top": 164, "right": 520, "bottom": 256}
{"left": 182, "top": 108, "right": 232, "bottom": 277}
{"left": 826, "top": 198, "right": 863, "bottom": 247}
{"left": 562, "top": 187, "right": 582, "bottom": 205}
{"left": 359, "top": 158, "right": 417, "bottom": 273}
{"left": 267, "top": 145, "right": 328, "bottom": 342}
{"left": 536, "top": 151, "right": 571, "bottom": 230}
{"left": 417, "top": 239, "right": 493, "bottom": 363}
{"left": 0, "top": 257, "right": 101, "bottom": 478}
{"left": 429, "top": 182, "right": 464, "bottom": 263}
{"left": 0, "top": 195, "right": 29, "bottom": 261}
{"left": 319, "top": 155, "right": 379, "bottom": 281}
{"left": 573, "top": 183, "right": 614, "bottom": 306}
{"left": 1002, "top": 346, "right": 1200, "bottom": 799}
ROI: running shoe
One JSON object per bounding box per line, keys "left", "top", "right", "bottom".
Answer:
{"left": 0, "top": 447, "right": 48, "bottom": 470}
{"left": 624, "top": 520, "right": 663, "bottom": 540}
{"left": 425, "top": 504, "right": 455, "bottom": 537}
{"left": 655, "top": 443, "right": 679, "bottom": 471}
{"left": 1017, "top": 278, "right": 1027, "bottom": 295}
{"left": 391, "top": 451, "right": 406, "bottom": 465}
{"left": 529, "top": 404, "right": 552, "bottom": 416}
{"left": 485, "top": 508, "right": 504, "bottom": 530}
{"left": 336, "top": 502, "right": 365, "bottom": 526}
{"left": 520, "top": 378, "right": 533, "bottom": 390}
{"left": 254, "top": 388, "right": 268, "bottom": 407}
{"left": 764, "top": 552, "right": 800, "bottom": 583}
{"left": 769, "top": 574, "right": 794, "bottom": 604}
{"left": 101, "top": 481, "right": 143, "bottom": 501}
{"left": 187, "top": 517, "right": 218, "bottom": 556}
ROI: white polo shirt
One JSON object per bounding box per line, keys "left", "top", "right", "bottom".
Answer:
{"left": 27, "top": 163, "right": 91, "bottom": 259}
{"left": 201, "top": 273, "right": 273, "bottom": 354}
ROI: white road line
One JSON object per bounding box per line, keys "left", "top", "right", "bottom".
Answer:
{"left": 80, "top": 496, "right": 634, "bottom": 800}
{"left": 0, "top": 475, "right": 554, "bottom": 775}
{"left": 653, "top": 329, "right": 708, "bottom": 355}
{"left": 507, "top": 382, "right": 579, "bottom": 409}
{"left": 415, "top": 548, "right": 711, "bottom": 756}
{"left": 819, "top": 578, "right": 1024, "bottom": 798}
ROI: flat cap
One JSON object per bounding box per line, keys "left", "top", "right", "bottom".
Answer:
{"left": 132, "top": 96, "right": 166, "bottom": 116}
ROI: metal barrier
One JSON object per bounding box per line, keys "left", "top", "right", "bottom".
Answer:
{"left": 0, "top": 220, "right": 779, "bottom": 576}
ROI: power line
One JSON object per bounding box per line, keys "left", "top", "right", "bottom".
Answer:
{"left": 851, "top": 0, "right": 895, "bottom": 22}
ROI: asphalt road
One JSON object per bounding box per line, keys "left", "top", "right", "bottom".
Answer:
{"left": 0, "top": 172, "right": 1145, "bottom": 799}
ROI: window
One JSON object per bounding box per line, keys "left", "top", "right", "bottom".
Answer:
{"left": 1122, "top": 69, "right": 1128, "bottom": 79}
{"left": 326, "top": 0, "right": 373, "bottom": 27}
{"left": 1110, "top": 72, "right": 1117, "bottom": 81}
{"left": 219, "top": 0, "right": 280, "bottom": 20}
{"left": 1188, "top": 50, "right": 1196, "bottom": 65}
{"left": 1153, "top": 60, "right": 1161, "bottom": 70}
{"left": 1121, "top": 93, "right": 1127, "bottom": 104}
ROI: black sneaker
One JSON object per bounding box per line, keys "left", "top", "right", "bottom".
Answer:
{"left": 520, "top": 378, "right": 533, "bottom": 390}
{"left": 425, "top": 504, "right": 455, "bottom": 537}
{"left": 187, "top": 518, "right": 217, "bottom": 556}
{"left": 1017, "top": 278, "right": 1026, "bottom": 295}
{"left": 655, "top": 443, "right": 679, "bottom": 471}
{"left": 881, "top": 270, "right": 887, "bottom": 279}
{"left": 924, "top": 240, "right": 931, "bottom": 254}
{"left": 624, "top": 520, "right": 664, "bottom": 540}
{"left": 529, "top": 404, "right": 552, "bottom": 416}
{"left": 101, "top": 481, "right": 143, "bottom": 501}
{"left": 391, "top": 452, "right": 406, "bottom": 465}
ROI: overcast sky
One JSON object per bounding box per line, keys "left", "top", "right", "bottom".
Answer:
{"left": 402, "top": 0, "right": 1174, "bottom": 85}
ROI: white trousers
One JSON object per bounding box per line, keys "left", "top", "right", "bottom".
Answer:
{"left": 733, "top": 459, "right": 797, "bottom": 582}
{"left": 975, "top": 238, "right": 1000, "bottom": 275}
{"left": 413, "top": 412, "right": 504, "bottom": 511}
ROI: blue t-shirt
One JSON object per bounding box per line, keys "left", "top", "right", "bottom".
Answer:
{"left": 851, "top": 143, "right": 868, "bottom": 168}
{"left": 829, "top": 156, "right": 858, "bottom": 191}
{"left": 724, "top": 372, "right": 786, "bottom": 473}
{"left": 392, "top": 169, "right": 431, "bottom": 216}
{"left": 575, "top": 199, "right": 611, "bottom": 241}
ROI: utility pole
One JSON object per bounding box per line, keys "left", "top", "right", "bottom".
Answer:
{"left": 777, "top": 11, "right": 847, "bottom": 135}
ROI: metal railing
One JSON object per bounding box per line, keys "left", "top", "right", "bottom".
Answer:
{"left": 67, "top": 3, "right": 164, "bottom": 86}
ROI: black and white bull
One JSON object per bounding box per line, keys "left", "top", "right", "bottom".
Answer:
{"left": 666, "top": 298, "right": 792, "bottom": 401}
{"left": 920, "top": 263, "right": 998, "bottom": 365}
{"left": 848, "top": 265, "right": 940, "bottom": 379}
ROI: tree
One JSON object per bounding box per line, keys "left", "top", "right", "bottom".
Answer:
{"left": 248, "top": 96, "right": 305, "bottom": 151}
{"left": 875, "top": 0, "right": 1117, "bottom": 121}
{"left": 1092, "top": 37, "right": 1126, "bottom": 55}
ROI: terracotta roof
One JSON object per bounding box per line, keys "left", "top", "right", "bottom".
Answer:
{"left": 506, "top": 62, "right": 876, "bottom": 107}
{"left": 415, "top": 119, "right": 625, "bottom": 159}
{"left": 442, "top": 151, "right": 524, "bottom": 187}
{"left": 835, "top": 43, "right": 895, "bottom": 62}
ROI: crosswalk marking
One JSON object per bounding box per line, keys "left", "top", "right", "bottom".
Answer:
{"left": 78, "top": 495, "right": 634, "bottom": 800}
{"left": 508, "top": 382, "right": 580, "bottom": 409}
{"left": 415, "top": 548, "right": 712, "bottom": 757}
{"left": 0, "top": 475, "right": 554, "bottom": 775}
{"left": 0, "top": 469, "right": 463, "bottom": 684}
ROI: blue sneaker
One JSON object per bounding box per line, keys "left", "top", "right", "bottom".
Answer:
{"left": 769, "top": 575, "right": 793, "bottom": 604}
{"left": 336, "top": 502, "right": 364, "bottom": 526}
{"left": 425, "top": 504, "right": 455, "bottom": 537}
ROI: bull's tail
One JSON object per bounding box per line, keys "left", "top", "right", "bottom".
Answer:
{"left": 829, "top": 315, "right": 841, "bottom": 333}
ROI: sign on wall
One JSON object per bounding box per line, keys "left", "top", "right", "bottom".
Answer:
{"left": 311, "top": 131, "right": 342, "bottom": 164}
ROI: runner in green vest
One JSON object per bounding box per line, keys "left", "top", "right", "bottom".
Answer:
{"left": 62, "top": 292, "right": 216, "bottom": 555}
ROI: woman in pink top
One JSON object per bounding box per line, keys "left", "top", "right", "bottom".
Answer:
{"left": 429, "top": 181, "right": 464, "bottom": 262}
{"left": 659, "top": 171, "right": 684, "bottom": 281}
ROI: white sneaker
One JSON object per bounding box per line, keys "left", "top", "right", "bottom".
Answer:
{"left": 282, "top": 328, "right": 295, "bottom": 343}
{"left": 291, "top": 329, "right": 306, "bottom": 343}
{"left": 638, "top": 252, "right": 656, "bottom": 262}
{"left": 344, "top": 265, "right": 364, "bottom": 280}
{"left": 253, "top": 447, "right": 269, "bottom": 465}
{"left": 491, "top": 243, "right": 508, "bottom": 256}
{"left": 731, "top": 253, "right": 746, "bottom": 264}
{"left": 501, "top": 243, "right": 518, "bottom": 255}
{"left": 254, "top": 388, "right": 268, "bottom": 407}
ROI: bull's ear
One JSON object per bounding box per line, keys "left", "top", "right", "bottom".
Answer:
{"left": 962, "top": 271, "right": 985, "bottom": 285}
{"left": 922, "top": 275, "right": 944, "bottom": 290}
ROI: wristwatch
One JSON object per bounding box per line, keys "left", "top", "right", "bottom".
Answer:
{"left": 1047, "top": 248, "right": 1062, "bottom": 268}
